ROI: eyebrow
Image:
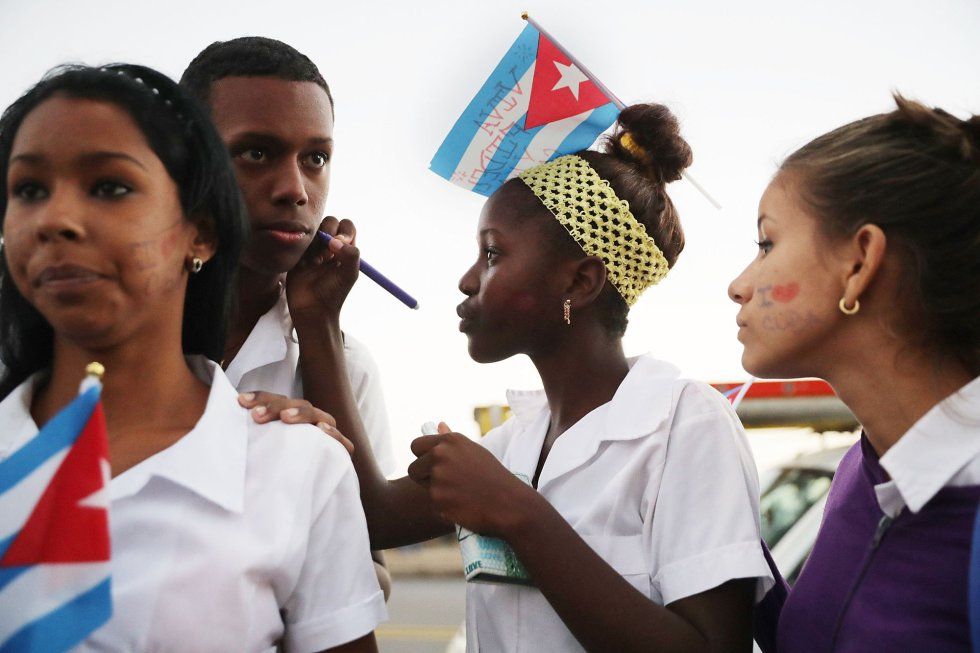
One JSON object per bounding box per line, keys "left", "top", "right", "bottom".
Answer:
{"left": 757, "top": 214, "right": 774, "bottom": 228}
{"left": 228, "top": 131, "right": 333, "bottom": 147}
{"left": 10, "top": 151, "right": 148, "bottom": 171}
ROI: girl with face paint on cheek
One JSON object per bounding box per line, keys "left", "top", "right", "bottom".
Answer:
{"left": 730, "top": 95, "right": 980, "bottom": 652}
{"left": 316, "top": 103, "right": 775, "bottom": 653}
{"left": 0, "top": 65, "right": 383, "bottom": 652}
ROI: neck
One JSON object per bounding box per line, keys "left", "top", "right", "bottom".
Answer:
{"left": 229, "top": 266, "right": 284, "bottom": 344}
{"left": 33, "top": 336, "right": 208, "bottom": 441}
{"left": 824, "top": 344, "right": 973, "bottom": 457}
{"left": 530, "top": 325, "right": 630, "bottom": 436}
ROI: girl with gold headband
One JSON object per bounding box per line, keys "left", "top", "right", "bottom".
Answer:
{"left": 255, "top": 104, "right": 774, "bottom": 652}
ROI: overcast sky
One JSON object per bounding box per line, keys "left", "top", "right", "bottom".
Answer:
{"left": 2, "top": 0, "right": 978, "bottom": 472}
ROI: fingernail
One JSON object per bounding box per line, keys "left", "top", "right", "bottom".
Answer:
{"left": 284, "top": 407, "right": 300, "bottom": 417}
{"left": 328, "top": 238, "right": 344, "bottom": 252}
{"left": 317, "top": 422, "right": 331, "bottom": 432}
{"left": 240, "top": 392, "right": 255, "bottom": 402}
{"left": 253, "top": 406, "right": 267, "bottom": 417}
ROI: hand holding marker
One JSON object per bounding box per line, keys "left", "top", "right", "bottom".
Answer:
{"left": 317, "top": 231, "right": 419, "bottom": 310}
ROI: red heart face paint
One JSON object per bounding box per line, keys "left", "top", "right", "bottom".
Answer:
{"left": 772, "top": 282, "right": 800, "bottom": 303}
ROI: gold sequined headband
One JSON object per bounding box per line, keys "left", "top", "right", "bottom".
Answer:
{"left": 518, "top": 155, "right": 669, "bottom": 306}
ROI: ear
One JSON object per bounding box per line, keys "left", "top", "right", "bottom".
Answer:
{"left": 187, "top": 212, "right": 218, "bottom": 265}
{"left": 841, "top": 224, "right": 887, "bottom": 307}
{"left": 563, "top": 256, "right": 608, "bottom": 307}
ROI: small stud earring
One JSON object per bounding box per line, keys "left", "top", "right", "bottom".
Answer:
{"left": 563, "top": 299, "right": 571, "bottom": 325}
{"left": 189, "top": 257, "right": 204, "bottom": 274}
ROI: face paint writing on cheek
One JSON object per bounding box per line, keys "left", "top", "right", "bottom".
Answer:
{"left": 126, "top": 221, "right": 187, "bottom": 271}
{"left": 757, "top": 281, "right": 801, "bottom": 307}
{"left": 757, "top": 285, "right": 774, "bottom": 308}
{"left": 129, "top": 240, "right": 162, "bottom": 271}
{"left": 762, "top": 310, "right": 822, "bottom": 333}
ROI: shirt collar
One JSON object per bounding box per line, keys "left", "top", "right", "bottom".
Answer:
{"left": 110, "top": 357, "right": 248, "bottom": 513}
{"left": 223, "top": 291, "right": 293, "bottom": 387}
{"left": 504, "top": 355, "right": 680, "bottom": 489}
{"left": 878, "top": 375, "right": 980, "bottom": 514}
{"left": 0, "top": 374, "right": 44, "bottom": 460}
{"left": 505, "top": 355, "right": 680, "bottom": 438}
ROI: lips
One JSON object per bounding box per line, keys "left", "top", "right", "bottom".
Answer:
{"left": 457, "top": 303, "right": 476, "bottom": 332}
{"left": 35, "top": 264, "right": 106, "bottom": 289}
{"left": 254, "top": 220, "right": 311, "bottom": 245}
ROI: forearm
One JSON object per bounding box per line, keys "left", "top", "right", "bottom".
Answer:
{"left": 502, "top": 495, "right": 710, "bottom": 653}
{"left": 294, "top": 315, "right": 451, "bottom": 548}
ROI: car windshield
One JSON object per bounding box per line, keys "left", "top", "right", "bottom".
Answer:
{"left": 760, "top": 468, "right": 833, "bottom": 546}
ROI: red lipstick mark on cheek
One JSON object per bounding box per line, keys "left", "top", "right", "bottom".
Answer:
{"left": 505, "top": 291, "right": 538, "bottom": 312}
{"left": 772, "top": 282, "right": 800, "bottom": 303}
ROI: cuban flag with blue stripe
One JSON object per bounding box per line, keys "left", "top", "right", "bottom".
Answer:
{"left": 431, "top": 23, "right": 620, "bottom": 196}
{"left": 0, "top": 382, "right": 111, "bottom": 652}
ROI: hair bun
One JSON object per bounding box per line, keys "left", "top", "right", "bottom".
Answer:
{"left": 893, "top": 94, "right": 980, "bottom": 164}
{"left": 606, "top": 103, "right": 693, "bottom": 183}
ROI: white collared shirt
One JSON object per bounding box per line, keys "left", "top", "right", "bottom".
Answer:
{"left": 466, "top": 355, "right": 774, "bottom": 653}
{"left": 0, "top": 358, "right": 386, "bottom": 652}
{"left": 874, "top": 375, "right": 980, "bottom": 518}
{"left": 225, "top": 293, "right": 395, "bottom": 475}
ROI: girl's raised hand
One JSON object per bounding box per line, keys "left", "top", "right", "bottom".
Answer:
{"left": 286, "top": 216, "right": 360, "bottom": 320}
{"left": 238, "top": 390, "right": 355, "bottom": 454}
{"left": 408, "top": 424, "right": 542, "bottom": 536}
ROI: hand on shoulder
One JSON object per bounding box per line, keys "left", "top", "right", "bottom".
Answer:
{"left": 239, "top": 390, "right": 354, "bottom": 454}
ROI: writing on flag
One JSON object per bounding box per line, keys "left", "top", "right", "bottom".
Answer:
{"left": 431, "top": 22, "right": 619, "bottom": 197}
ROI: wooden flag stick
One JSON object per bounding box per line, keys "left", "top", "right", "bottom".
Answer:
{"left": 521, "top": 12, "right": 722, "bottom": 209}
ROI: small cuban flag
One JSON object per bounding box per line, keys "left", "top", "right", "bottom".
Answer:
{"left": 431, "top": 14, "right": 623, "bottom": 197}
{"left": 0, "top": 364, "right": 112, "bottom": 652}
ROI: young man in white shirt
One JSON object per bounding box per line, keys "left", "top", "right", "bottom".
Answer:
{"left": 180, "top": 37, "right": 395, "bottom": 594}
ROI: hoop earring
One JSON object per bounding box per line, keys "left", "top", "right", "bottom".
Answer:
{"left": 838, "top": 297, "right": 860, "bottom": 315}
{"left": 563, "top": 299, "right": 571, "bottom": 325}
{"left": 189, "top": 257, "right": 204, "bottom": 274}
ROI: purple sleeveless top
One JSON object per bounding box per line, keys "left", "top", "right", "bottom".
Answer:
{"left": 776, "top": 436, "right": 980, "bottom": 652}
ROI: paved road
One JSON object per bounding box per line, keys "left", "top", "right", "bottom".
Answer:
{"left": 379, "top": 576, "right": 466, "bottom": 653}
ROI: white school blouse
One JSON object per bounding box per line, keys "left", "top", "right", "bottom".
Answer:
{"left": 0, "top": 357, "right": 386, "bottom": 653}
{"left": 225, "top": 292, "right": 396, "bottom": 475}
{"left": 466, "top": 355, "right": 774, "bottom": 653}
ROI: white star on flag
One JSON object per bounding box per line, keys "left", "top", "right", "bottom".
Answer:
{"left": 551, "top": 61, "right": 589, "bottom": 100}
{"left": 78, "top": 457, "right": 111, "bottom": 510}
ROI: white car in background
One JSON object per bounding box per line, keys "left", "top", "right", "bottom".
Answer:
{"left": 760, "top": 444, "right": 850, "bottom": 584}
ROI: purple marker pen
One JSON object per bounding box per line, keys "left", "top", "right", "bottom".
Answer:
{"left": 316, "top": 231, "right": 419, "bottom": 310}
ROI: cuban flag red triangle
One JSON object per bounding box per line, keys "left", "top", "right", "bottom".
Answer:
{"left": 1, "top": 403, "right": 110, "bottom": 566}
{"left": 524, "top": 34, "right": 613, "bottom": 129}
